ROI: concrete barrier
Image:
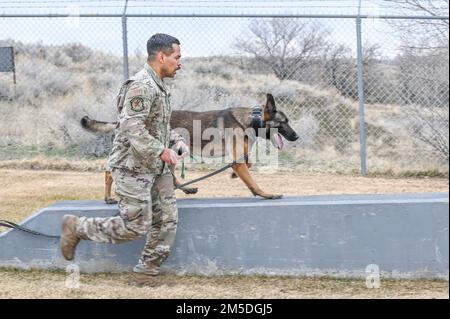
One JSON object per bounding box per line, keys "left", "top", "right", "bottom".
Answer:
{"left": 0, "top": 193, "right": 448, "bottom": 279}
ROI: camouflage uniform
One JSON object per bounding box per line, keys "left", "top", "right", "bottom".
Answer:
{"left": 76, "top": 63, "right": 183, "bottom": 274}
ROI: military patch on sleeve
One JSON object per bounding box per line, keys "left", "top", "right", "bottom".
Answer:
{"left": 130, "top": 97, "right": 144, "bottom": 112}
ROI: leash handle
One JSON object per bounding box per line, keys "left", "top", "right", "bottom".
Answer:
{"left": 181, "top": 158, "right": 185, "bottom": 179}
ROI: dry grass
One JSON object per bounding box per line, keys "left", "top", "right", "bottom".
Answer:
{"left": 0, "top": 268, "right": 447, "bottom": 299}
{"left": 0, "top": 167, "right": 448, "bottom": 298}
{"left": 0, "top": 156, "right": 107, "bottom": 171}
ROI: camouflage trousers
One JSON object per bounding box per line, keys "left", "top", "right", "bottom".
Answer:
{"left": 76, "top": 167, "right": 178, "bottom": 272}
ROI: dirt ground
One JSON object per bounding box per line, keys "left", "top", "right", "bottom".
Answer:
{"left": 0, "top": 168, "right": 448, "bottom": 298}
{"left": 0, "top": 268, "right": 448, "bottom": 299}
{"left": 0, "top": 168, "right": 448, "bottom": 224}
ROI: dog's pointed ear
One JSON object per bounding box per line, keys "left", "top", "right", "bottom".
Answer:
{"left": 264, "top": 93, "right": 277, "bottom": 117}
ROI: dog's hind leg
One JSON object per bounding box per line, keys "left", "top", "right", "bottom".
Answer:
{"left": 104, "top": 171, "right": 118, "bottom": 204}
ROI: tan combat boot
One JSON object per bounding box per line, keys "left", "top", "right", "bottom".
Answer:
{"left": 128, "top": 262, "right": 161, "bottom": 287}
{"left": 60, "top": 214, "right": 81, "bottom": 261}
{"left": 133, "top": 262, "right": 160, "bottom": 276}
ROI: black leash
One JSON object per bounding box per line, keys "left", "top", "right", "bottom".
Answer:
{"left": 0, "top": 156, "right": 248, "bottom": 238}
{"left": 173, "top": 155, "right": 248, "bottom": 189}
{"left": 0, "top": 219, "right": 60, "bottom": 239}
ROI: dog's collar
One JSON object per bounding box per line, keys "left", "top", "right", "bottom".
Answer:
{"left": 251, "top": 106, "right": 266, "bottom": 133}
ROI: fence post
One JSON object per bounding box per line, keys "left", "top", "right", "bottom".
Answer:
{"left": 356, "top": 15, "right": 367, "bottom": 176}
{"left": 121, "top": 0, "right": 129, "bottom": 80}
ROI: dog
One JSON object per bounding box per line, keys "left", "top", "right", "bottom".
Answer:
{"left": 81, "top": 93, "right": 299, "bottom": 202}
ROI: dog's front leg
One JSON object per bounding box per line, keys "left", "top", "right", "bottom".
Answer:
{"left": 173, "top": 176, "right": 198, "bottom": 194}
{"left": 231, "top": 162, "right": 252, "bottom": 178}
{"left": 228, "top": 133, "right": 282, "bottom": 199}
{"left": 231, "top": 163, "right": 282, "bottom": 199}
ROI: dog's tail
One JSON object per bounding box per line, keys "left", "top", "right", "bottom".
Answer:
{"left": 80, "top": 116, "right": 117, "bottom": 134}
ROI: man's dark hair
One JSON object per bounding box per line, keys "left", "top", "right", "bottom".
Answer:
{"left": 147, "top": 33, "right": 180, "bottom": 60}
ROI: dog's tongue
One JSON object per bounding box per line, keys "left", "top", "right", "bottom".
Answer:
{"left": 273, "top": 132, "right": 284, "bottom": 150}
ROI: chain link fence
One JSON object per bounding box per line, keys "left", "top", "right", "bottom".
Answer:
{"left": 0, "top": 10, "right": 448, "bottom": 175}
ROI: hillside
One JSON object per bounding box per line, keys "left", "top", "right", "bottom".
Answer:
{"left": 0, "top": 40, "right": 447, "bottom": 174}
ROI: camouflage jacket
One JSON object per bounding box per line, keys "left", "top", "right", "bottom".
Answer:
{"left": 107, "top": 63, "right": 184, "bottom": 174}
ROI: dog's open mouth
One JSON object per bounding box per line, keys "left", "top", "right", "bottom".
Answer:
{"left": 271, "top": 132, "right": 285, "bottom": 150}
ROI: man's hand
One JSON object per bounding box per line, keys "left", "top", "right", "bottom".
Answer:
{"left": 160, "top": 148, "right": 178, "bottom": 165}
{"left": 173, "top": 141, "right": 189, "bottom": 159}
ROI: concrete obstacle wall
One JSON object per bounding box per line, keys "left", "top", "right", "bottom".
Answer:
{"left": 0, "top": 193, "right": 448, "bottom": 279}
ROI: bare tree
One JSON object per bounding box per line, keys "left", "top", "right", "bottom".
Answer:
{"left": 322, "top": 42, "right": 383, "bottom": 101}
{"left": 234, "top": 18, "right": 328, "bottom": 80}
{"left": 382, "top": 0, "right": 449, "bottom": 50}
{"left": 409, "top": 104, "right": 449, "bottom": 162}
{"left": 323, "top": 43, "right": 352, "bottom": 89}
{"left": 384, "top": 0, "right": 448, "bottom": 15}
{"left": 383, "top": 0, "right": 449, "bottom": 162}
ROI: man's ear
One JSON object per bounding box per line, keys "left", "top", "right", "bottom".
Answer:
{"left": 264, "top": 93, "right": 277, "bottom": 118}
{"left": 157, "top": 51, "right": 165, "bottom": 64}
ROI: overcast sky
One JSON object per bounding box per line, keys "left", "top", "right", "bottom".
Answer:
{"left": 0, "top": 1, "right": 404, "bottom": 16}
